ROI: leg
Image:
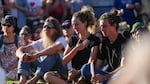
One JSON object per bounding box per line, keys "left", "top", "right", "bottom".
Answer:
{"left": 17, "top": 60, "right": 32, "bottom": 84}
{"left": 25, "top": 60, "right": 41, "bottom": 84}
{"left": 19, "top": 74, "right": 27, "bottom": 84}
{"left": 26, "top": 74, "right": 41, "bottom": 84}
{"left": 80, "top": 63, "right": 108, "bottom": 80}
{"left": 27, "top": 54, "right": 61, "bottom": 84}
{"left": 44, "top": 72, "right": 67, "bottom": 84}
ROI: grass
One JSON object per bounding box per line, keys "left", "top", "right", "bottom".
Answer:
{"left": 6, "top": 81, "right": 45, "bottom": 84}
{"left": 6, "top": 81, "right": 18, "bottom": 84}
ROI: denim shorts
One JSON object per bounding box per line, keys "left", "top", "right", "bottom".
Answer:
{"left": 17, "top": 54, "right": 67, "bottom": 78}
{"left": 80, "top": 63, "right": 108, "bottom": 84}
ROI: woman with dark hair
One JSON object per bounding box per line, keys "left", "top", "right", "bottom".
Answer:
{"left": 0, "top": 15, "right": 19, "bottom": 80}
{"left": 16, "top": 16, "right": 67, "bottom": 84}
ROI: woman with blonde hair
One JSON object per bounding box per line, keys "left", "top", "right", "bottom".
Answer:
{"left": 64, "top": 6, "right": 100, "bottom": 83}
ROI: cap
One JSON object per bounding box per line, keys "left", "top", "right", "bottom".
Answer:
{"left": 1, "top": 15, "right": 17, "bottom": 27}
{"left": 61, "top": 20, "right": 71, "bottom": 29}
{"left": 130, "top": 22, "right": 144, "bottom": 33}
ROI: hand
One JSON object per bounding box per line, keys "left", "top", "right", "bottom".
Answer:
{"left": 131, "top": 32, "right": 140, "bottom": 40}
{"left": 91, "top": 74, "right": 107, "bottom": 83}
{"left": 21, "top": 53, "right": 38, "bottom": 62}
{"left": 25, "top": 55, "right": 37, "bottom": 62}
{"left": 68, "top": 68, "right": 78, "bottom": 81}
{"left": 20, "top": 53, "right": 29, "bottom": 62}
{"left": 118, "top": 9, "right": 124, "bottom": 16}
{"left": 75, "top": 39, "right": 89, "bottom": 51}
{"left": 126, "top": 3, "right": 134, "bottom": 9}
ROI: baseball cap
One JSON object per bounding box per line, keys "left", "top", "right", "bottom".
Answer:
{"left": 1, "top": 15, "right": 17, "bottom": 27}
{"left": 61, "top": 20, "right": 71, "bottom": 29}
{"left": 130, "top": 22, "right": 144, "bottom": 33}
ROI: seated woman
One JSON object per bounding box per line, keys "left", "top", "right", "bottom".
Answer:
{"left": 16, "top": 16, "right": 67, "bottom": 84}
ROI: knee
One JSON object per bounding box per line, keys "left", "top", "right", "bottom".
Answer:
{"left": 44, "top": 72, "right": 51, "bottom": 81}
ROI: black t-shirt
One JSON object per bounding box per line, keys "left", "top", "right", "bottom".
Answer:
{"left": 98, "top": 34, "right": 126, "bottom": 72}
{"left": 69, "top": 34, "right": 100, "bottom": 70}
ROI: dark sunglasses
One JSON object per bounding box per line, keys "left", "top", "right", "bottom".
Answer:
{"left": 43, "top": 25, "right": 55, "bottom": 29}
{"left": 1, "top": 24, "right": 12, "bottom": 27}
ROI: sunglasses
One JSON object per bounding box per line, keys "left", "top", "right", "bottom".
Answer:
{"left": 1, "top": 24, "right": 12, "bottom": 27}
{"left": 43, "top": 25, "right": 55, "bottom": 29}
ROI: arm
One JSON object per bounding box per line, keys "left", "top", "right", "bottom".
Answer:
{"left": 3, "top": 0, "right": 11, "bottom": 11}
{"left": 126, "top": 0, "right": 142, "bottom": 10}
{"left": 95, "top": 59, "right": 105, "bottom": 69}
{"left": 14, "top": 1, "right": 28, "bottom": 13}
{"left": 92, "top": 57, "right": 124, "bottom": 83}
{"left": 98, "top": 57, "right": 124, "bottom": 81}
{"left": 34, "top": 43, "right": 64, "bottom": 58}
{"left": 63, "top": 39, "right": 90, "bottom": 65}
{"left": 91, "top": 65, "right": 122, "bottom": 83}
{"left": 109, "top": 56, "right": 124, "bottom": 75}
{"left": 88, "top": 46, "right": 98, "bottom": 63}
{"left": 62, "top": 45, "right": 79, "bottom": 66}
{"left": 16, "top": 44, "right": 34, "bottom": 60}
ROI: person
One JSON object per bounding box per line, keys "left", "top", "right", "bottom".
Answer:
{"left": 42, "top": 0, "right": 67, "bottom": 22}
{"left": 0, "top": 15, "right": 19, "bottom": 80}
{"left": 61, "top": 19, "right": 75, "bottom": 43}
{"left": 61, "top": 19, "right": 75, "bottom": 70}
{"left": 62, "top": 8, "right": 99, "bottom": 83}
{"left": 32, "top": 24, "right": 42, "bottom": 41}
{"left": 108, "top": 31, "right": 150, "bottom": 84}
{"left": 16, "top": 16, "right": 67, "bottom": 84}
{"left": 107, "top": 22, "right": 147, "bottom": 84}
{"left": 81, "top": 10, "right": 128, "bottom": 84}
{"left": 114, "top": 0, "right": 142, "bottom": 26}
{"left": 19, "top": 25, "right": 33, "bottom": 46}
{"left": 15, "top": 0, "right": 43, "bottom": 33}
{"left": 12, "top": 0, "right": 28, "bottom": 34}
{"left": 0, "top": 0, "right": 10, "bottom": 18}
{"left": 26, "top": 0, "right": 44, "bottom": 33}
